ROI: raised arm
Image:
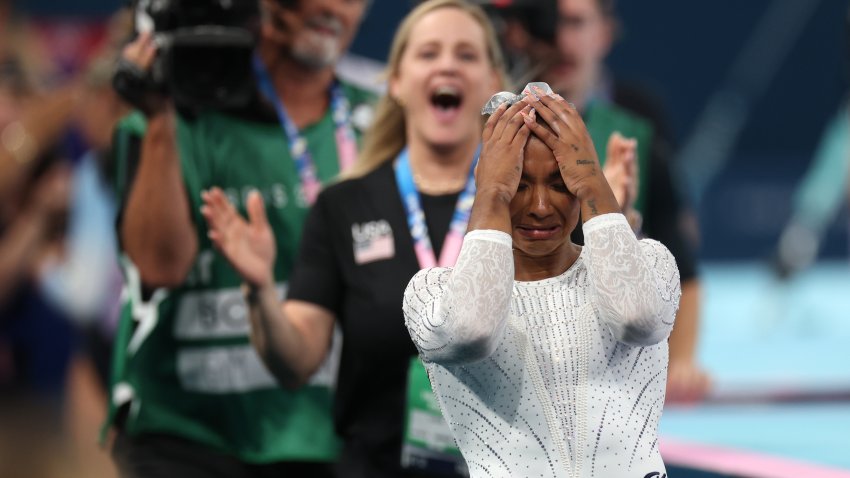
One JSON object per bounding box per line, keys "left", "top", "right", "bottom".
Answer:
{"left": 403, "top": 101, "right": 532, "bottom": 366}
{"left": 525, "top": 91, "right": 680, "bottom": 346}
{"left": 201, "top": 187, "right": 333, "bottom": 388}
{"left": 117, "top": 32, "right": 197, "bottom": 287}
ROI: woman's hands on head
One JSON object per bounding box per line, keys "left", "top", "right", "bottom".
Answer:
{"left": 475, "top": 100, "right": 533, "bottom": 203}
{"left": 520, "top": 88, "right": 620, "bottom": 220}
{"left": 472, "top": 87, "right": 622, "bottom": 232}
{"left": 519, "top": 88, "right": 600, "bottom": 199}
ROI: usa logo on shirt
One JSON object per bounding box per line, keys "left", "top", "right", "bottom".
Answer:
{"left": 352, "top": 220, "right": 395, "bottom": 265}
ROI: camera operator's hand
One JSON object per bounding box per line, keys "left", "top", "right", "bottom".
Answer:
{"left": 114, "top": 31, "right": 171, "bottom": 117}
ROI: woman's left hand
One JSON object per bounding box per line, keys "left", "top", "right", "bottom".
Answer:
{"left": 522, "top": 90, "right": 620, "bottom": 219}
{"left": 521, "top": 89, "right": 604, "bottom": 200}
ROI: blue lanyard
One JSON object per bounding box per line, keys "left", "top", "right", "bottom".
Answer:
{"left": 394, "top": 146, "right": 479, "bottom": 269}
{"left": 252, "top": 54, "right": 357, "bottom": 205}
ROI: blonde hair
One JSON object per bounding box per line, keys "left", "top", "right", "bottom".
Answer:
{"left": 346, "top": 0, "right": 510, "bottom": 178}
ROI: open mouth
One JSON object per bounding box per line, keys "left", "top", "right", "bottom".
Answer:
{"left": 430, "top": 85, "right": 463, "bottom": 113}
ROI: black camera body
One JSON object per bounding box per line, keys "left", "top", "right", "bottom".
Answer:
{"left": 474, "top": 0, "right": 557, "bottom": 43}
{"left": 114, "top": 0, "right": 260, "bottom": 111}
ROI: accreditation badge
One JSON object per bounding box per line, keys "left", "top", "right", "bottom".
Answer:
{"left": 401, "top": 357, "right": 468, "bottom": 476}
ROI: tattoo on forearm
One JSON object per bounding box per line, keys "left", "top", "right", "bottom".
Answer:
{"left": 587, "top": 199, "right": 598, "bottom": 216}
{"left": 576, "top": 159, "right": 594, "bottom": 165}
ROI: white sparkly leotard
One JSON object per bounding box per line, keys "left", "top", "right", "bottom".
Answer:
{"left": 403, "top": 213, "right": 681, "bottom": 478}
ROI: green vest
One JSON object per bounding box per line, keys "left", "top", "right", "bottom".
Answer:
{"left": 105, "top": 83, "right": 373, "bottom": 463}
{"left": 584, "top": 101, "right": 654, "bottom": 214}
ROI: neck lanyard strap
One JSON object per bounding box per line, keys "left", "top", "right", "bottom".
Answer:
{"left": 253, "top": 54, "right": 357, "bottom": 205}
{"left": 394, "top": 146, "right": 480, "bottom": 269}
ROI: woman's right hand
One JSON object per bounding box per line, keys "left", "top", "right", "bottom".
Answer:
{"left": 476, "top": 100, "right": 533, "bottom": 202}
{"left": 201, "top": 187, "right": 277, "bottom": 288}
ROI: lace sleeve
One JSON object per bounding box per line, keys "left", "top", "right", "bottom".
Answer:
{"left": 583, "top": 213, "right": 681, "bottom": 346}
{"left": 403, "top": 230, "right": 514, "bottom": 365}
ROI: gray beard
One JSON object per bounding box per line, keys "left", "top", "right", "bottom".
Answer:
{"left": 291, "top": 32, "right": 340, "bottom": 70}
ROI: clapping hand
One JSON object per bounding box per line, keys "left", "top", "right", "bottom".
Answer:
{"left": 603, "top": 132, "right": 637, "bottom": 212}
{"left": 200, "top": 188, "right": 276, "bottom": 288}
{"left": 603, "top": 132, "right": 642, "bottom": 231}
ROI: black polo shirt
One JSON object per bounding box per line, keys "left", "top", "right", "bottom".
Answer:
{"left": 288, "top": 160, "right": 459, "bottom": 478}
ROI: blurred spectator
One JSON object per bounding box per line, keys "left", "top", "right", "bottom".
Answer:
{"left": 58, "top": 40, "right": 132, "bottom": 478}
{"left": 51, "top": 51, "right": 129, "bottom": 382}
{"left": 0, "top": 12, "right": 80, "bottom": 477}
{"left": 479, "top": 0, "right": 558, "bottom": 86}
{"left": 0, "top": 0, "right": 44, "bottom": 90}
{"left": 1, "top": 7, "right": 133, "bottom": 475}
{"left": 200, "top": 1, "right": 507, "bottom": 476}
{"left": 104, "top": 1, "right": 374, "bottom": 477}
{"left": 0, "top": 46, "right": 76, "bottom": 382}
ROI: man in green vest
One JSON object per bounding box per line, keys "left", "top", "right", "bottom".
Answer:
{"left": 105, "top": 0, "right": 374, "bottom": 476}
{"left": 538, "top": 0, "right": 711, "bottom": 402}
